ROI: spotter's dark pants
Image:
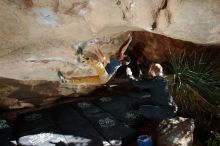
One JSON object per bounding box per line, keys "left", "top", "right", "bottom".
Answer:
{"left": 139, "top": 105, "right": 177, "bottom": 122}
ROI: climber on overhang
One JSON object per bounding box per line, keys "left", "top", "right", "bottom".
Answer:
{"left": 57, "top": 35, "right": 132, "bottom": 84}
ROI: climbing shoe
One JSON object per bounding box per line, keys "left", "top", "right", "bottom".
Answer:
{"left": 77, "top": 47, "right": 86, "bottom": 63}
{"left": 57, "top": 71, "right": 66, "bottom": 83}
{"left": 77, "top": 46, "right": 84, "bottom": 55}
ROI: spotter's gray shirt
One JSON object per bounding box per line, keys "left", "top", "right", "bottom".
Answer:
{"left": 130, "top": 76, "right": 177, "bottom": 109}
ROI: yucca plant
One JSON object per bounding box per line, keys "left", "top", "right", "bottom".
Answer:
{"left": 206, "top": 131, "right": 220, "bottom": 146}
{"left": 168, "top": 51, "right": 220, "bottom": 117}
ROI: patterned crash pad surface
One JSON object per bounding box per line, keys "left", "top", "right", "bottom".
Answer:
{"left": 0, "top": 92, "right": 151, "bottom": 146}
{"left": 73, "top": 101, "right": 137, "bottom": 145}
{"left": 94, "top": 95, "right": 147, "bottom": 127}
{"left": 0, "top": 118, "right": 16, "bottom": 146}
{"left": 17, "top": 105, "right": 109, "bottom": 146}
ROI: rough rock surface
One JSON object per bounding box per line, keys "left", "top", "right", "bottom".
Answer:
{"left": 157, "top": 117, "right": 195, "bottom": 146}
{"left": 0, "top": 32, "right": 129, "bottom": 109}
{"left": 0, "top": 0, "right": 220, "bottom": 109}
{"left": 130, "top": 31, "right": 220, "bottom": 64}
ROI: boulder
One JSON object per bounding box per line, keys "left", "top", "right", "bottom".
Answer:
{"left": 157, "top": 117, "right": 195, "bottom": 146}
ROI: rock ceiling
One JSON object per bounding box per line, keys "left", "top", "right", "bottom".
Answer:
{"left": 0, "top": 0, "right": 220, "bottom": 109}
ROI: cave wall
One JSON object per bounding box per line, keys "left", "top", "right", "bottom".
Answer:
{"left": 130, "top": 31, "right": 220, "bottom": 63}
{"left": 1, "top": 0, "right": 220, "bottom": 58}
{"left": 0, "top": 0, "right": 220, "bottom": 109}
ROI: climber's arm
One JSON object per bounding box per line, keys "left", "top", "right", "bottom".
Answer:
{"left": 95, "top": 45, "right": 109, "bottom": 65}
{"left": 119, "top": 36, "right": 132, "bottom": 57}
